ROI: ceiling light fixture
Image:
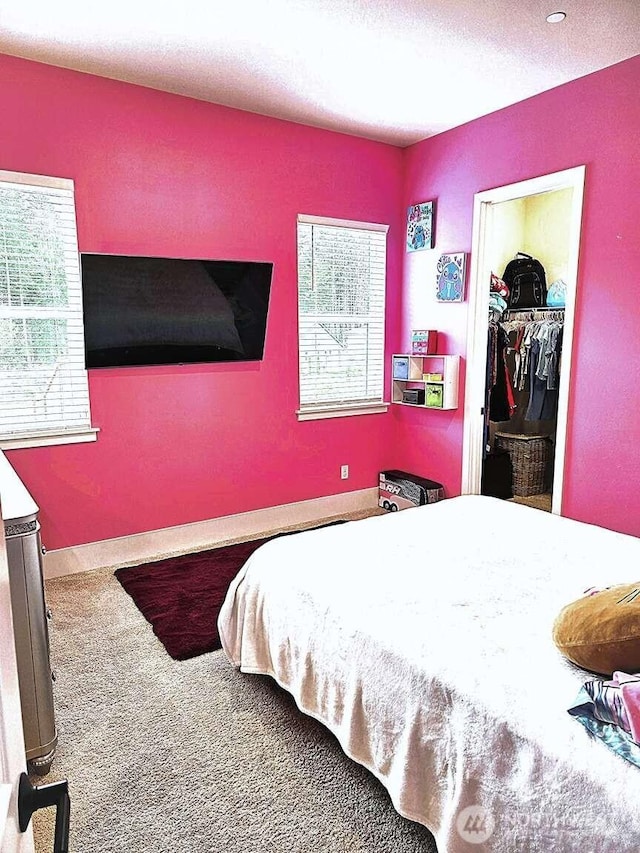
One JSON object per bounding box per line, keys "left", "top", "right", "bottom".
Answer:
{"left": 546, "top": 11, "right": 567, "bottom": 23}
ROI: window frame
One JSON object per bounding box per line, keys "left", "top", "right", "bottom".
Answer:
{"left": 295, "top": 213, "right": 389, "bottom": 422}
{"left": 0, "top": 169, "right": 98, "bottom": 450}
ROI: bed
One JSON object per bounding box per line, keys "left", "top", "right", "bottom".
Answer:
{"left": 218, "top": 495, "right": 640, "bottom": 852}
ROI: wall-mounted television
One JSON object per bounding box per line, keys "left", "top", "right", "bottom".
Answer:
{"left": 80, "top": 254, "right": 273, "bottom": 368}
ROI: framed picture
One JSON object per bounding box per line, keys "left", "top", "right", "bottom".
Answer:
{"left": 436, "top": 253, "right": 466, "bottom": 302}
{"left": 406, "top": 201, "right": 434, "bottom": 252}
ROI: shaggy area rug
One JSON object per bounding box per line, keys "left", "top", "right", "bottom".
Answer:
{"left": 114, "top": 521, "right": 346, "bottom": 660}
{"left": 114, "top": 538, "right": 270, "bottom": 660}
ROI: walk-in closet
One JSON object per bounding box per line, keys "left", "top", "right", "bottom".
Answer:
{"left": 481, "top": 187, "right": 573, "bottom": 511}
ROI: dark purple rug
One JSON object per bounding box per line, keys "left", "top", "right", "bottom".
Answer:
{"left": 114, "top": 538, "right": 270, "bottom": 661}
{"left": 114, "top": 522, "right": 346, "bottom": 661}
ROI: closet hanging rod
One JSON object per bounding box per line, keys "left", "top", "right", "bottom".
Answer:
{"left": 503, "top": 307, "right": 565, "bottom": 321}
{"left": 504, "top": 306, "right": 564, "bottom": 313}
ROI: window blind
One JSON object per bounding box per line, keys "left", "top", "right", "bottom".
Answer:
{"left": 297, "top": 216, "right": 387, "bottom": 416}
{"left": 0, "top": 172, "right": 92, "bottom": 444}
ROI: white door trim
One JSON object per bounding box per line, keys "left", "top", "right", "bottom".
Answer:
{"left": 461, "top": 165, "right": 586, "bottom": 514}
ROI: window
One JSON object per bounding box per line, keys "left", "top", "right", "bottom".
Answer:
{"left": 296, "top": 214, "right": 389, "bottom": 420}
{"left": 0, "top": 170, "right": 96, "bottom": 449}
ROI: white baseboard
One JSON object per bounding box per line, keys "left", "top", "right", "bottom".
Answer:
{"left": 43, "top": 488, "right": 379, "bottom": 579}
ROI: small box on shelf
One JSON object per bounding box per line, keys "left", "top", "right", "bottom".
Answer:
{"left": 425, "top": 383, "right": 444, "bottom": 408}
{"left": 392, "top": 355, "right": 410, "bottom": 380}
{"left": 411, "top": 330, "right": 438, "bottom": 356}
{"left": 402, "top": 388, "right": 425, "bottom": 405}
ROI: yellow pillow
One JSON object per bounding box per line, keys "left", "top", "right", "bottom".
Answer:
{"left": 552, "top": 583, "right": 640, "bottom": 675}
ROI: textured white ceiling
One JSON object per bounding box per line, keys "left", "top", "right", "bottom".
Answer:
{"left": 1, "top": 0, "right": 638, "bottom": 146}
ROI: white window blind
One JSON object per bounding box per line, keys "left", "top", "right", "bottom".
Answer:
{"left": 0, "top": 171, "right": 95, "bottom": 448}
{"left": 296, "top": 215, "right": 388, "bottom": 420}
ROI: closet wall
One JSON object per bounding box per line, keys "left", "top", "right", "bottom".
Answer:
{"left": 489, "top": 189, "right": 572, "bottom": 302}
{"left": 485, "top": 188, "right": 573, "bottom": 503}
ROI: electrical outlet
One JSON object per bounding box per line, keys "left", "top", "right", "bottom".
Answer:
{"left": 341, "top": 464, "right": 349, "bottom": 479}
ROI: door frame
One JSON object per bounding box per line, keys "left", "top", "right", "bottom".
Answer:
{"left": 461, "top": 165, "right": 586, "bottom": 514}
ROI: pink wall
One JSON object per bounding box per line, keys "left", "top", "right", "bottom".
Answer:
{"left": 3, "top": 53, "right": 639, "bottom": 548}
{"left": 0, "top": 54, "right": 404, "bottom": 549}
{"left": 399, "top": 56, "right": 640, "bottom": 536}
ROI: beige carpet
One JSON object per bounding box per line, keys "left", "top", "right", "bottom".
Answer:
{"left": 507, "top": 492, "right": 552, "bottom": 512}
{"left": 33, "top": 514, "right": 438, "bottom": 853}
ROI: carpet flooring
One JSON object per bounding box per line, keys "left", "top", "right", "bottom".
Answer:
{"left": 507, "top": 492, "right": 553, "bottom": 512}
{"left": 33, "top": 538, "right": 439, "bottom": 852}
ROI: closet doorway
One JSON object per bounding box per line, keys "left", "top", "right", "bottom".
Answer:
{"left": 461, "top": 166, "right": 586, "bottom": 515}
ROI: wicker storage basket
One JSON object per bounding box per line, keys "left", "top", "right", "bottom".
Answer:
{"left": 494, "top": 433, "right": 550, "bottom": 497}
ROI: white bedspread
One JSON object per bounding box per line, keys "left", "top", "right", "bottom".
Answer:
{"left": 218, "top": 495, "right": 640, "bottom": 852}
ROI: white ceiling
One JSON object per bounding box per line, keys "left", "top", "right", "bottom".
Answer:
{"left": 1, "top": 0, "right": 639, "bottom": 147}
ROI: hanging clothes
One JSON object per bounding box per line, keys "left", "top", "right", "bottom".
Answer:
{"left": 500, "top": 311, "right": 564, "bottom": 423}
{"left": 486, "top": 321, "right": 516, "bottom": 423}
{"left": 526, "top": 326, "right": 563, "bottom": 420}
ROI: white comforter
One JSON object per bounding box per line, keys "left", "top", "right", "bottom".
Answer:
{"left": 218, "top": 495, "right": 640, "bottom": 852}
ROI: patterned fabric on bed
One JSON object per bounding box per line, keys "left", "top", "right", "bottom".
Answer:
{"left": 569, "top": 671, "right": 640, "bottom": 765}
{"left": 570, "top": 678, "right": 631, "bottom": 731}
{"left": 570, "top": 706, "right": 640, "bottom": 769}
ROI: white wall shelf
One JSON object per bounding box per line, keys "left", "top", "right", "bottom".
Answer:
{"left": 391, "top": 354, "right": 460, "bottom": 410}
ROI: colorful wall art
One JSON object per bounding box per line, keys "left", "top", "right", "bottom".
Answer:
{"left": 436, "top": 253, "right": 466, "bottom": 302}
{"left": 406, "top": 201, "right": 434, "bottom": 252}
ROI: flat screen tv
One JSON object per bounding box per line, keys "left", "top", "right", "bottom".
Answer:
{"left": 80, "top": 254, "right": 273, "bottom": 368}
